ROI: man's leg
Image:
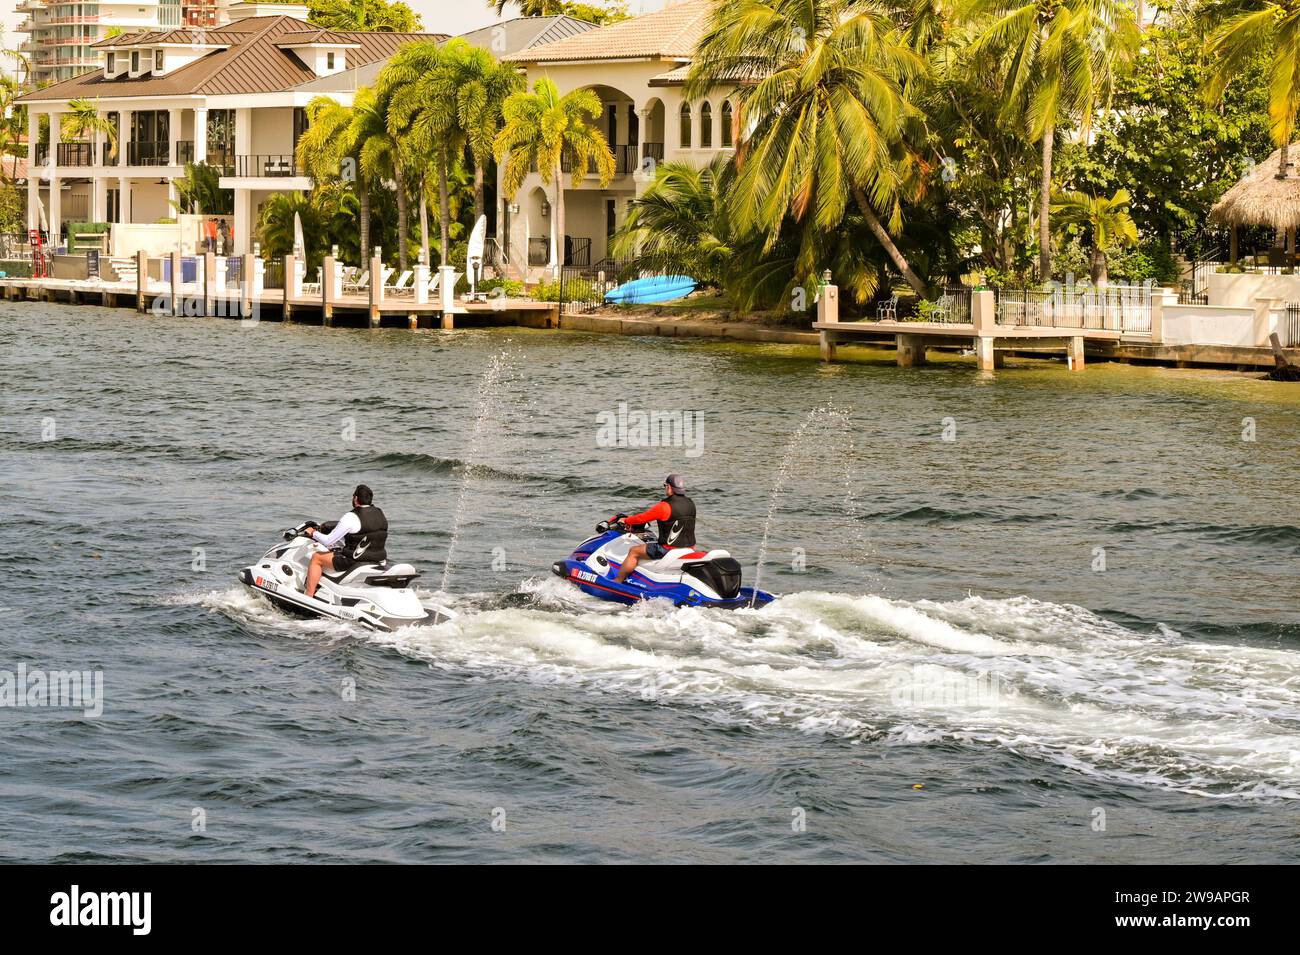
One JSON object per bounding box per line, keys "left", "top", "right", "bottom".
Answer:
{"left": 615, "top": 544, "right": 647, "bottom": 584}
{"left": 305, "top": 551, "right": 334, "bottom": 598}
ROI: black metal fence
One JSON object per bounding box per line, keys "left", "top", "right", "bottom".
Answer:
{"left": 557, "top": 256, "right": 640, "bottom": 313}
{"left": 1281, "top": 303, "right": 1300, "bottom": 348}
{"left": 932, "top": 286, "right": 971, "bottom": 323}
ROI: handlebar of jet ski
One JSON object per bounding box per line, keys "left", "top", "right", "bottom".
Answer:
{"left": 284, "top": 521, "right": 320, "bottom": 542}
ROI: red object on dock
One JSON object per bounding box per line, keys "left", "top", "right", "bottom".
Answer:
{"left": 28, "top": 228, "right": 46, "bottom": 278}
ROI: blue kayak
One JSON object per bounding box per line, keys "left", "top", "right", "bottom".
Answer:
{"left": 605, "top": 275, "right": 697, "bottom": 305}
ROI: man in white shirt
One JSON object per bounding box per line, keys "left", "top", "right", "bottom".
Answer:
{"left": 304, "top": 484, "right": 389, "bottom": 599}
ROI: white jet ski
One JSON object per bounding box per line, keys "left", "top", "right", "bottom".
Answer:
{"left": 239, "top": 522, "right": 453, "bottom": 631}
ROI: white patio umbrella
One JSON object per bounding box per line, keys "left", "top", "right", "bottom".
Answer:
{"left": 293, "top": 210, "right": 305, "bottom": 258}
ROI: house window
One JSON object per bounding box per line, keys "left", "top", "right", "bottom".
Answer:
{"left": 679, "top": 102, "right": 691, "bottom": 149}
{"left": 700, "top": 102, "right": 712, "bottom": 149}
{"left": 326, "top": 51, "right": 335, "bottom": 70}
{"left": 106, "top": 51, "right": 115, "bottom": 73}
{"left": 131, "top": 51, "right": 140, "bottom": 72}
{"left": 155, "top": 49, "right": 164, "bottom": 72}
{"left": 721, "top": 100, "right": 733, "bottom": 148}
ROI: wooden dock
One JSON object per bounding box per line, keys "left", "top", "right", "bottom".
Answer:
{"left": 0, "top": 274, "right": 560, "bottom": 331}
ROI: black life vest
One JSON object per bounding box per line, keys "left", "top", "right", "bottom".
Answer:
{"left": 342, "top": 505, "right": 388, "bottom": 564}
{"left": 656, "top": 494, "right": 696, "bottom": 548}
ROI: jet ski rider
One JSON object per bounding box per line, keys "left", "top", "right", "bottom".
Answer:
{"left": 304, "top": 484, "right": 388, "bottom": 599}
{"left": 612, "top": 474, "right": 697, "bottom": 583}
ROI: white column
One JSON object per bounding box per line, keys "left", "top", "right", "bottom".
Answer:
{"left": 234, "top": 107, "right": 251, "bottom": 166}
{"left": 117, "top": 176, "right": 129, "bottom": 224}
{"left": 119, "top": 109, "right": 131, "bottom": 168}
{"left": 194, "top": 107, "right": 208, "bottom": 165}
{"left": 92, "top": 176, "right": 107, "bottom": 223}
{"left": 26, "top": 109, "right": 39, "bottom": 231}
{"left": 232, "top": 188, "right": 252, "bottom": 255}
{"left": 168, "top": 107, "right": 180, "bottom": 166}
{"left": 48, "top": 110, "right": 61, "bottom": 245}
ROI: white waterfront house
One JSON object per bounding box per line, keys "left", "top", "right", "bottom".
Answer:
{"left": 15, "top": 3, "right": 439, "bottom": 255}
{"left": 499, "top": 0, "right": 740, "bottom": 277}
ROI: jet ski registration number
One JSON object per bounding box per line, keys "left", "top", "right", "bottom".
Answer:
{"left": 573, "top": 570, "right": 598, "bottom": 583}
{"left": 256, "top": 576, "right": 279, "bottom": 593}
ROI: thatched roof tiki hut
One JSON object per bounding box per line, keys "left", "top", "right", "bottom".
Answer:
{"left": 1209, "top": 142, "right": 1300, "bottom": 266}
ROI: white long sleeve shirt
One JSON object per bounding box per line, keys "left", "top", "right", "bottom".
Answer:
{"left": 310, "top": 511, "right": 360, "bottom": 549}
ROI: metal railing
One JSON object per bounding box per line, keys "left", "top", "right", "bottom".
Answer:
{"left": 566, "top": 236, "right": 591, "bottom": 267}
{"left": 127, "top": 140, "right": 169, "bottom": 166}
{"left": 174, "top": 140, "right": 194, "bottom": 166}
{"left": 1280, "top": 303, "right": 1300, "bottom": 348}
{"left": 232, "top": 154, "right": 298, "bottom": 177}
{"left": 56, "top": 142, "right": 93, "bottom": 166}
{"left": 558, "top": 256, "right": 640, "bottom": 313}
{"left": 557, "top": 146, "right": 638, "bottom": 176}
{"left": 931, "top": 286, "right": 971, "bottom": 323}
{"left": 642, "top": 142, "right": 664, "bottom": 163}
{"left": 996, "top": 284, "right": 1153, "bottom": 335}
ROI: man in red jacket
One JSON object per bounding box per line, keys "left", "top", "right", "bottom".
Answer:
{"left": 612, "top": 474, "right": 697, "bottom": 583}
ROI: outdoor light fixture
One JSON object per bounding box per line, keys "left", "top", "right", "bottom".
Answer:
{"left": 508, "top": 203, "right": 519, "bottom": 214}
{"left": 541, "top": 200, "right": 550, "bottom": 217}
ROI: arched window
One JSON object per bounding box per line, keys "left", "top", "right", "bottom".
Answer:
{"left": 700, "top": 102, "right": 713, "bottom": 149}
{"left": 679, "top": 102, "right": 692, "bottom": 149}
{"left": 720, "top": 100, "right": 733, "bottom": 148}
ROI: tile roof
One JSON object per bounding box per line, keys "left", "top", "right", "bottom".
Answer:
{"left": 503, "top": 0, "right": 713, "bottom": 64}
{"left": 18, "top": 16, "right": 444, "bottom": 103}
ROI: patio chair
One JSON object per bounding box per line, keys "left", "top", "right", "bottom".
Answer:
{"left": 302, "top": 266, "right": 322, "bottom": 296}
{"left": 387, "top": 270, "right": 415, "bottom": 296}
{"left": 344, "top": 270, "right": 369, "bottom": 293}
{"left": 876, "top": 293, "right": 899, "bottom": 320}
{"left": 1268, "top": 247, "right": 1288, "bottom": 270}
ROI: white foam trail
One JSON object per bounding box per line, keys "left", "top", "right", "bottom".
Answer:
{"left": 189, "top": 583, "right": 1300, "bottom": 801}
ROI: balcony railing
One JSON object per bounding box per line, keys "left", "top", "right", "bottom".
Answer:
{"left": 555, "top": 145, "right": 646, "bottom": 177}
{"left": 56, "top": 142, "right": 93, "bottom": 166}
{"left": 231, "top": 154, "right": 299, "bottom": 177}
{"left": 642, "top": 142, "right": 664, "bottom": 163}
{"left": 174, "top": 140, "right": 194, "bottom": 166}
{"left": 127, "top": 140, "right": 169, "bottom": 166}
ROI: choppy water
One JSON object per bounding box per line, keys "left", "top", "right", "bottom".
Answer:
{"left": 3, "top": 303, "right": 1300, "bottom": 863}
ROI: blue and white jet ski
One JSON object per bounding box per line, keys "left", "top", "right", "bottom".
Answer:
{"left": 551, "top": 519, "right": 774, "bottom": 609}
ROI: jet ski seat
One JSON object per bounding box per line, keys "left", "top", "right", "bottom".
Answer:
{"left": 323, "top": 560, "right": 386, "bottom": 584}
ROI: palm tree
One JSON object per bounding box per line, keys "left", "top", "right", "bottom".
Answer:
{"left": 258, "top": 192, "right": 328, "bottom": 271}
{"left": 1050, "top": 188, "right": 1137, "bottom": 285}
{"left": 494, "top": 77, "right": 614, "bottom": 270}
{"left": 383, "top": 40, "right": 461, "bottom": 268}
{"left": 385, "top": 40, "right": 521, "bottom": 266}
{"left": 445, "top": 40, "right": 522, "bottom": 223}
{"left": 297, "top": 95, "right": 374, "bottom": 262}
{"left": 1204, "top": 0, "right": 1300, "bottom": 181}
{"left": 612, "top": 157, "right": 735, "bottom": 283}
{"left": 685, "top": 0, "right": 930, "bottom": 296}
{"left": 171, "top": 162, "right": 233, "bottom": 216}
{"left": 342, "top": 85, "right": 410, "bottom": 269}
{"left": 962, "top": 0, "right": 1136, "bottom": 280}
{"left": 61, "top": 98, "right": 118, "bottom": 162}
{"left": 0, "top": 74, "right": 25, "bottom": 181}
